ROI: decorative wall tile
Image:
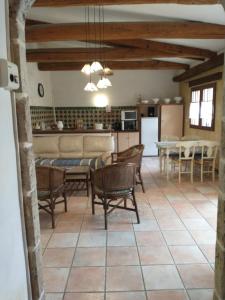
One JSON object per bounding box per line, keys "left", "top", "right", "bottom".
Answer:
{"left": 30, "top": 106, "right": 136, "bottom": 129}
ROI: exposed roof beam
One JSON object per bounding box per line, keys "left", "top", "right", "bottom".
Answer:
{"left": 106, "top": 39, "right": 216, "bottom": 59}
{"left": 33, "top": 0, "right": 220, "bottom": 7}
{"left": 26, "top": 47, "right": 209, "bottom": 62}
{"left": 26, "top": 22, "right": 225, "bottom": 43}
{"left": 173, "top": 53, "right": 224, "bottom": 81}
{"left": 38, "top": 60, "right": 189, "bottom": 71}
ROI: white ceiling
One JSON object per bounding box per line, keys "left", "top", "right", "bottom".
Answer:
{"left": 27, "top": 3, "right": 225, "bottom": 67}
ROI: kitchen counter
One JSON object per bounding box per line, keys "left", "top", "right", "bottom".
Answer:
{"left": 33, "top": 129, "right": 140, "bottom": 134}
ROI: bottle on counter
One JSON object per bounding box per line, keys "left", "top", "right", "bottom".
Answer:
{"left": 57, "top": 120, "right": 64, "bottom": 130}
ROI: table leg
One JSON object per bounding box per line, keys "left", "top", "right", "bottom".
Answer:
{"left": 166, "top": 149, "right": 169, "bottom": 181}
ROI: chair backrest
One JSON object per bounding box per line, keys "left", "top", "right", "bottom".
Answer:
{"left": 36, "top": 166, "right": 65, "bottom": 191}
{"left": 119, "top": 144, "right": 144, "bottom": 157}
{"left": 175, "top": 141, "right": 197, "bottom": 159}
{"left": 181, "top": 135, "right": 201, "bottom": 141}
{"left": 118, "top": 144, "right": 144, "bottom": 169}
{"left": 91, "top": 162, "right": 136, "bottom": 192}
{"left": 161, "top": 135, "right": 179, "bottom": 141}
{"left": 197, "top": 141, "right": 219, "bottom": 159}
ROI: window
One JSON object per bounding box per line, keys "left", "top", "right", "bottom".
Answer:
{"left": 189, "top": 83, "right": 216, "bottom": 130}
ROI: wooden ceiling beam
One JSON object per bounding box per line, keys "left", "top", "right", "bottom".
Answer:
{"left": 173, "top": 53, "right": 224, "bottom": 81}
{"left": 26, "top": 47, "right": 209, "bottom": 62}
{"left": 38, "top": 60, "right": 189, "bottom": 71}
{"left": 26, "top": 22, "right": 225, "bottom": 42}
{"left": 33, "top": 0, "right": 220, "bottom": 7}
{"left": 106, "top": 39, "right": 216, "bottom": 59}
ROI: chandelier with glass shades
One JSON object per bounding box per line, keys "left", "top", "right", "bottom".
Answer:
{"left": 81, "top": 5, "right": 112, "bottom": 92}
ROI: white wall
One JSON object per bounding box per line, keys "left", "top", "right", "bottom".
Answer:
{"left": 27, "top": 62, "right": 53, "bottom": 106}
{"left": 51, "top": 70, "right": 179, "bottom": 107}
{"left": 0, "top": 1, "right": 29, "bottom": 299}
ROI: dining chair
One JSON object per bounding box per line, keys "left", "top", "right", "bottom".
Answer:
{"left": 170, "top": 141, "right": 196, "bottom": 183}
{"left": 160, "top": 136, "right": 180, "bottom": 173}
{"left": 36, "top": 166, "right": 67, "bottom": 228}
{"left": 195, "top": 141, "right": 219, "bottom": 182}
{"left": 90, "top": 162, "right": 140, "bottom": 230}
{"left": 111, "top": 144, "right": 145, "bottom": 192}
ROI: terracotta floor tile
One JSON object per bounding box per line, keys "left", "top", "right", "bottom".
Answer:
{"left": 54, "top": 221, "right": 82, "bottom": 233}
{"left": 162, "top": 230, "right": 195, "bottom": 246}
{"left": 66, "top": 267, "right": 105, "bottom": 292}
{"left": 169, "top": 245, "right": 207, "bottom": 264}
{"left": 199, "top": 245, "right": 216, "bottom": 263}
{"left": 47, "top": 233, "right": 78, "bottom": 248}
{"left": 108, "top": 232, "right": 136, "bottom": 247}
{"left": 135, "top": 231, "right": 166, "bottom": 246}
{"left": 106, "top": 291, "right": 146, "bottom": 300}
{"left": 78, "top": 232, "right": 106, "bottom": 247}
{"left": 142, "top": 265, "right": 184, "bottom": 290}
{"left": 107, "top": 246, "right": 139, "bottom": 266}
{"left": 108, "top": 223, "right": 134, "bottom": 232}
{"left": 73, "top": 247, "right": 106, "bottom": 266}
{"left": 182, "top": 218, "right": 212, "bottom": 230}
{"left": 177, "top": 264, "right": 214, "bottom": 289}
{"left": 41, "top": 232, "right": 52, "bottom": 249}
{"left": 157, "top": 217, "right": 186, "bottom": 231}
{"left": 106, "top": 266, "right": 144, "bottom": 291}
{"left": 64, "top": 293, "right": 104, "bottom": 300}
{"left": 190, "top": 230, "right": 216, "bottom": 245}
{"left": 133, "top": 219, "right": 159, "bottom": 231}
{"left": 139, "top": 246, "right": 173, "bottom": 265}
{"left": 43, "top": 267, "right": 70, "bottom": 293}
{"left": 46, "top": 293, "right": 64, "bottom": 300}
{"left": 147, "top": 290, "right": 189, "bottom": 300}
{"left": 43, "top": 248, "right": 75, "bottom": 267}
{"left": 187, "top": 289, "right": 214, "bottom": 300}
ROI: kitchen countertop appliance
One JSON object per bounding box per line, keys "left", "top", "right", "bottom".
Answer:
{"left": 121, "top": 110, "right": 137, "bottom": 131}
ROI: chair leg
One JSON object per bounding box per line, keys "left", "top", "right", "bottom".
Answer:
{"left": 91, "top": 192, "right": 95, "bottom": 215}
{"left": 191, "top": 161, "right": 194, "bottom": 184}
{"left": 201, "top": 162, "right": 204, "bottom": 182}
{"left": 138, "top": 171, "right": 145, "bottom": 193}
{"left": 50, "top": 198, "right": 55, "bottom": 229}
{"left": 103, "top": 198, "right": 108, "bottom": 230}
{"left": 178, "top": 162, "right": 181, "bottom": 183}
{"left": 132, "top": 190, "right": 140, "bottom": 224}
{"left": 212, "top": 161, "right": 215, "bottom": 182}
{"left": 63, "top": 192, "right": 67, "bottom": 212}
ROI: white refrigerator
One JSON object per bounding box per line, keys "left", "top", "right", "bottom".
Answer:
{"left": 141, "top": 117, "right": 159, "bottom": 156}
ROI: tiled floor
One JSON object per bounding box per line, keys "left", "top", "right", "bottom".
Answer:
{"left": 40, "top": 157, "right": 218, "bottom": 300}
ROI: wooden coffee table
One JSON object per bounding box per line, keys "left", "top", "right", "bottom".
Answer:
{"left": 65, "top": 165, "right": 90, "bottom": 196}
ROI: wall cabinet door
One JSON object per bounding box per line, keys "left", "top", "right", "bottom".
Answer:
{"left": 128, "top": 132, "right": 139, "bottom": 147}
{"left": 118, "top": 132, "right": 129, "bottom": 152}
{"left": 118, "top": 132, "right": 140, "bottom": 152}
{"left": 161, "top": 105, "right": 183, "bottom": 139}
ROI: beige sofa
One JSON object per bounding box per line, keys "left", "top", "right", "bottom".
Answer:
{"left": 33, "top": 134, "right": 114, "bottom": 166}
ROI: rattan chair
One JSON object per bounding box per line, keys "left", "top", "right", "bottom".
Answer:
{"left": 91, "top": 162, "right": 140, "bottom": 230}
{"left": 111, "top": 144, "right": 145, "bottom": 192}
{"left": 36, "top": 166, "right": 67, "bottom": 228}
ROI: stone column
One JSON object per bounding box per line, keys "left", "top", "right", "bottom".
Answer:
{"left": 8, "top": 1, "right": 45, "bottom": 299}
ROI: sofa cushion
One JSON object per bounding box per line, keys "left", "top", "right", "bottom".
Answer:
{"left": 33, "top": 136, "right": 59, "bottom": 158}
{"left": 59, "top": 135, "right": 83, "bottom": 158}
{"left": 83, "top": 135, "right": 114, "bottom": 153}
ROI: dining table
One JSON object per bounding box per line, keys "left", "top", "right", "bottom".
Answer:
{"left": 155, "top": 140, "right": 207, "bottom": 180}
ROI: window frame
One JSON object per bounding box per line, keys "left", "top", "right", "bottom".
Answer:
{"left": 190, "top": 82, "right": 216, "bottom": 131}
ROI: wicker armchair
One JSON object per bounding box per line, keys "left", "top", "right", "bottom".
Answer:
{"left": 91, "top": 162, "right": 140, "bottom": 230}
{"left": 36, "top": 166, "right": 67, "bottom": 228}
{"left": 111, "top": 144, "right": 145, "bottom": 193}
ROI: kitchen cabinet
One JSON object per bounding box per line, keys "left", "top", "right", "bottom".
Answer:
{"left": 118, "top": 132, "right": 140, "bottom": 152}
{"left": 160, "top": 104, "right": 183, "bottom": 140}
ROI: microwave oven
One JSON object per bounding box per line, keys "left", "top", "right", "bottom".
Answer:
{"left": 121, "top": 110, "right": 137, "bottom": 121}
